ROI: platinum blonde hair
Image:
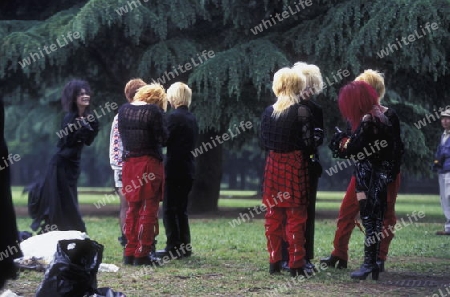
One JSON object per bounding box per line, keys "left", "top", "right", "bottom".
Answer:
{"left": 167, "top": 82, "right": 192, "bottom": 107}
{"left": 292, "top": 62, "right": 324, "bottom": 98}
{"left": 354, "top": 69, "right": 385, "bottom": 101}
{"left": 272, "top": 67, "right": 306, "bottom": 118}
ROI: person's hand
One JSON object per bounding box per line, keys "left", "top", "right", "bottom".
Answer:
{"left": 432, "top": 159, "right": 442, "bottom": 172}
{"left": 329, "top": 130, "right": 348, "bottom": 158}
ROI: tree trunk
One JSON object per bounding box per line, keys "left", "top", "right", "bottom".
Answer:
{"left": 188, "top": 130, "right": 223, "bottom": 213}
{"left": 239, "top": 160, "right": 246, "bottom": 189}
{"left": 228, "top": 160, "right": 237, "bottom": 189}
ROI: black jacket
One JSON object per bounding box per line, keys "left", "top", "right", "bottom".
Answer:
{"left": 0, "top": 98, "right": 22, "bottom": 288}
{"left": 165, "top": 106, "right": 199, "bottom": 179}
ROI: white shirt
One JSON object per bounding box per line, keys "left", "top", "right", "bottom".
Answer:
{"left": 442, "top": 130, "right": 450, "bottom": 145}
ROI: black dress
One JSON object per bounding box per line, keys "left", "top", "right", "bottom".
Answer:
{"left": 0, "top": 98, "right": 22, "bottom": 289}
{"left": 28, "top": 112, "right": 99, "bottom": 233}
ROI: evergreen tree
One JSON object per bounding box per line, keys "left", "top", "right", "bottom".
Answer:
{"left": 1, "top": 0, "right": 449, "bottom": 211}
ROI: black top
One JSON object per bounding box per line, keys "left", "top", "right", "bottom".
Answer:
{"left": 57, "top": 112, "right": 99, "bottom": 161}
{"left": 384, "top": 108, "right": 404, "bottom": 178}
{"left": 340, "top": 115, "right": 395, "bottom": 171}
{"left": 261, "top": 103, "right": 315, "bottom": 155}
{"left": 118, "top": 103, "right": 168, "bottom": 161}
{"left": 300, "top": 98, "right": 324, "bottom": 151}
{"left": 165, "top": 105, "right": 199, "bottom": 179}
{"left": 0, "top": 98, "right": 23, "bottom": 284}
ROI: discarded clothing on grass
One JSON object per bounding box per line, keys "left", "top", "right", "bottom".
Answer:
{"left": 35, "top": 239, "right": 125, "bottom": 297}
{"left": 15, "top": 230, "right": 88, "bottom": 269}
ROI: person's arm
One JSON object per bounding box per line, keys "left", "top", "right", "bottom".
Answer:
{"left": 58, "top": 113, "right": 99, "bottom": 147}
{"left": 165, "top": 113, "right": 177, "bottom": 148}
{"left": 389, "top": 110, "right": 404, "bottom": 175}
{"left": 150, "top": 106, "right": 168, "bottom": 147}
{"left": 109, "top": 115, "right": 123, "bottom": 170}
{"left": 337, "top": 116, "right": 374, "bottom": 158}
{"left": 312, "top": 102, "right": 324, "bottom": 148}
{"left": 0, "top": 98, "right": 4, "bottom": 141}
{"left": 82, "top": 115, "right": 99, "bottom": 146}
{"left": 298, "top": 105, "right": 315, "bottom": 155}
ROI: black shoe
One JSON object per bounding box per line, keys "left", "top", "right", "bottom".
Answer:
{"left": 123, "top": 255, "right": 134, "bottom": 265}
{"left": 269, "top": 261, "right": 282, "bottom": 275}
{"left": 320, "top": 255, "right": 347, "bottom": 269}
{"left": 305, "top": 259, "right": 318, "bottom": 272}
{"left": 290, "top": 265, "right": 314, "bottom": 278}
{"left": 155, "top": 248, "right": 184, "bottom": 260}
{"left": 134, "top": 254, "right": 162, "bottom": 266}
{"left": 281, "top": 261, "right": 290, "bottom": 272}
{"left": 376, "top": 259, "right": 385, "bottom": 272}
{"left": 118, "top": 235, "right": 127, "bottom": 247}
{"left": 350, "top": 264, "right": 379, "bottom": 280}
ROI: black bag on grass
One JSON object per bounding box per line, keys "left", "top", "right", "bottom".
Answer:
{"left": 36, "top": 239, "right": 104, "bottom": 297}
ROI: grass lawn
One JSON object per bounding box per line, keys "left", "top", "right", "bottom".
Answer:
{"left": 3, "top": 189, "right": 450, "bottom": 296}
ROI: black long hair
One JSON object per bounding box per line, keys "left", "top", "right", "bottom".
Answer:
{"left": 61, "top": 79, "right": 92, "bottom": 114}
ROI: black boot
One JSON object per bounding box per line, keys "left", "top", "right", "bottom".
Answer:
{"left": 269, "top": 261, "right": 281, "bottom": 275}
{"left": 350, "top": 200, "right": 379, "bottom": 280}
{"left": 320, "top": 255, "right": 347, "bottom": 269}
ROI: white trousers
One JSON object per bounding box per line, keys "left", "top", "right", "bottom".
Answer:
{"left": 438, "top": 173, "right": 450, "bottom": 232}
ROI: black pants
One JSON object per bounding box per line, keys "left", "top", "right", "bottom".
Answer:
{"left": 163, "top": 178, "right": 193, "bottom": 251}
{"left": 304, "top": 171, "right": 319, "bottom": 260}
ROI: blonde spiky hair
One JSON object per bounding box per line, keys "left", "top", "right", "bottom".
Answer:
{"left": 354, "top": 69, "right": 385, "bottom": 101}
{"left": 272, "top": 67, "right": 306, "bottom": 118}
{"left": 134, "top": 83, "right": 168, "bottom": 111}
{"left": 292, "top": 62, "right": 324, "bottom": 97}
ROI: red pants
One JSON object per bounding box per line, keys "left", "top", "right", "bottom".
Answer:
{"left": 265, "top": 206, "right": 307, "bottom": 268}
{"left": 122, "top": 156, "right": 164, "bottom": 258}
{"left": 331, "top": 174, "right": 401, "bottom": 261}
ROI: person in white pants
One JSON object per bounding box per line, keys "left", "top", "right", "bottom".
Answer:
{"left": 433, "top": 109, "right": 450, "bottom": 235}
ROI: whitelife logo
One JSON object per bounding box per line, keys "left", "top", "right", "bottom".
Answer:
{"left": 191, "top": 121, "right": 253, "bottom": 157}
{"left": 18, "top": 32, "right": 81, "bottom": 68}
{"left": 376, "top": 22, "right": 439, "bottom": 58}
{"left": 250, "top": 0, "right": 314, "bottom": 35}
{"left": 56, "top": 102, "right": 118, "bottom": 139}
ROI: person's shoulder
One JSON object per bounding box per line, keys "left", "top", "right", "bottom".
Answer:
{"left": 307, "top": 98, "right": 322, "bottom": 111}
{"left": 118, "top": 103, "right": 131, "bottom": 112}
{"left": 63, "top": 112, "right": 76, "bottom": 122}
{"left": 385, "top": 107, "right": 400, "bottom": 121}
{"left": 264, "top": 105, "right": 274, "bottom": 113}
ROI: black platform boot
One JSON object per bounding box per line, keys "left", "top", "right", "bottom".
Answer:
{"left": 350, "top": 200, "right": 379, "bottom": 280}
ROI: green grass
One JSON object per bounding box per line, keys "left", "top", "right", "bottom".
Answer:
{"left": 6, "top": 217, "right": 449, "bottom": 297}
{"left": 4, "top": 189, "right": 449, "bottom": 296}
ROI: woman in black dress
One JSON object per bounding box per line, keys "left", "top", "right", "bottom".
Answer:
{"left": 28, "top": 80, "right": 99, "bottom": 233}
{"left": 0, "top": 98, "right": 22, "bottom": 289}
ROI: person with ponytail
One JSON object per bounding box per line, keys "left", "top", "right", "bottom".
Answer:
{"left": 260, "top": 68, "right": 315, "bottom": 277}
